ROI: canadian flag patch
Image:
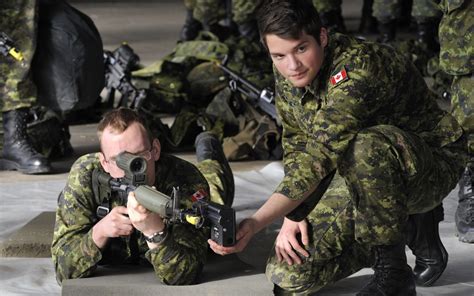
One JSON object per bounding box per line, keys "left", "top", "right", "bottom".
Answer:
{"left": 330, "top": 68, "right": 348, "bottom": 86}
{"left": 191, "top": 189, "right": 208, "bottom": 202}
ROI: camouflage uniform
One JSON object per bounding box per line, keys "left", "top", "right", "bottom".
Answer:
{"left": 183, "top": 0, "right": 262, "bottom": 26}
{"left": 266, "top": 33, "right": 467, "bottom": 293}
{"left": 0, "top": 0, "right": 37, "bottom": 112}
{"left": 372, "top": 0, "right": 441, "bottom": 23}
{"left": 311, "top": 0, "right": 342, "bottom": 14}
{"left": 438, "top": 0, "right": 473, "bottom": 155}
{"left": 51, "top": 153, "right": 232, "bottom": 284}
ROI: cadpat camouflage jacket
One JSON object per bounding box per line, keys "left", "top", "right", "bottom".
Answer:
{"left": 274, "top": 33, "right": 464, "bottom": 201}
{"left": 51, "top": 153, "right": 211, "bottom": 285}
{"left": 438, "top": 0, "right": 474, "bottom": 75}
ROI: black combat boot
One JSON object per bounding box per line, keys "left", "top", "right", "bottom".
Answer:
{"left": 179, "top": 9, "right": 202, "bottom": 41}
{"left": 358, "top": 0, "right": 378, "bottom": 34}
{"left": 456, "top": 164, "right": 474, "bottom": 243}
{"left": 195, "top": 131, "right": 234, "bottom": 207}
{"left": 0, "top": 108, "right": 51, "bottom": 174}
{"left": 319, "top": 9, "right": 347, "bottom": 33}
{"left": 416, "top": 18, "right": 440, "bottom": 56}
{"left": 377, "top": 20, "right": 397, "bottom": 43}
{"left": 406, "top": 204, "right": 448, "bottom": 286}
{"left": 357, "top": 242, "right": 416, "bottom": 296}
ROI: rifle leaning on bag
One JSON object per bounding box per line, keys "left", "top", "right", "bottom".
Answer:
{"left": 92, "top": 152, "right": 236, "bottom": 247}
{"left": 215, "top": 57, "right": 280, "bottom": 125}
{"left": 103, "top": 43, "right": 147, "bottom": 109}
{"left": 0, "top": 32, "right": 25, "bottom": 65}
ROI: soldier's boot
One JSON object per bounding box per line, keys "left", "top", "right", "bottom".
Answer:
{"left": 406, "top": 204, "right": 448, "bottom": 286}
{"left": 0, "top": 108, "right": 52, "bottom": 174}
{"left": 319, "top": 8, "right": 347, "bottom": 33}
{"left": 195, "top": 131, "right": 234, "bottom": 207}
{"left": 179, "top": 9, "right": 203, "bottom": 41}
{"left": 455, "top": 164, "right": 474, "bottom": 243}
{"left": 377, "top": 20, "right": 397, "bottom": 43}
{"left": 357, "top": 242, "right": 416, "bottom": 296}
{"left": 416, "top": 18, "right": 440, "bottom": 57}
{"left": 358, "top": 0, "right": 378, "bottom": 34}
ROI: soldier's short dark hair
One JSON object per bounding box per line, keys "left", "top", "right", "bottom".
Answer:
{"left": 256, "top": 0, "right": 323, "bottom": 50}
{"left": 97, "top": 107, "right": 152, "bottom": 143}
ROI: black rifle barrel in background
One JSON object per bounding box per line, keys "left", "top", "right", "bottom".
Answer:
{"left": 216, "top": 61, "right": 280, "bottom": 125}
{"left": 103, "top": 43, "right": 147, "bottom": 109}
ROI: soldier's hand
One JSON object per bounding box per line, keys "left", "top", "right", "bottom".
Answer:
{"left": 208, "top": 218, "right": 257, "bottom": 255}
{"left": 92, "top": 206, "right": 133, "bottom": 249}
{"left": 127, "top": 191, "right": 165, "bottom": 236}
{"left": 275, "top": 217, "right": 310, "bottom": 265}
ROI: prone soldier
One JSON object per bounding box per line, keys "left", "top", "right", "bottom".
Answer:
{"left": 51, "top": 107, "right": 235, "bottom": 284}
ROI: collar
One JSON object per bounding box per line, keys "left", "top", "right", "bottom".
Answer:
{"left": 302, "top": 32, "right": 337, "bottom": 98}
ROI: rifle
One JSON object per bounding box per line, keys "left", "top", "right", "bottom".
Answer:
{"left": 103, "top": 43, "right": 147, "bottom": 109}
{"left": 0, "top": 32, "right": 25, "bottom": 65}
{"left": 92, "top": 152, "right": 236, "bottom": 247}
{"left": 215, "top": 57, "right": 280, "bottom": 125}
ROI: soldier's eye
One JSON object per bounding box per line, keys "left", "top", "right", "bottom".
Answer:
{"left": 272, "top": 54, "right": 284, "bottom": 60}
{"left": 297, "top": 46, "right": 306, "bottom": 53}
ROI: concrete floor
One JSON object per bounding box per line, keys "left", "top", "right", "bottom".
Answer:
{"left": 1, "top": 0, "right": 473, "bottom": 295}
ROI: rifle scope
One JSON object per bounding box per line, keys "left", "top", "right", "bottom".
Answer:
{"left": 116, "top": 152, "right": 147, "bottom": 185}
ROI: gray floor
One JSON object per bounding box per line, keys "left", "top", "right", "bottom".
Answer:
{"left": 1, "top": 0, "right": 473, "bottom": 295}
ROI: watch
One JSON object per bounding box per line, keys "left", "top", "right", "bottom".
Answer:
{"left": 144, "top": 225, "right": 168, "bottom": 244}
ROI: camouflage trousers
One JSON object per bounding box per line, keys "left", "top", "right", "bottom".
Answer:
{"left": 0, "top": 0, "right": 38, "bottom": 112}
{"left": 372, "top": 0, "right": 441, "bottom": 23}
{"left": 312, "top": 0, "right": 342, "bottom": 13}
{"left": 183, "top": 0, "right": 261, "bottom": 25}
{"left": 450, "top": 74, "right": 474, "bottom": 156}
{"left": 197, "top": 159, "right": 234, "bottom": 207}
{"left": 266, "top": 125, "right": 467, "bottom": 294}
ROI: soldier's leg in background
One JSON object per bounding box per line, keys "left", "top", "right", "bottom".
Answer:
{"left": 193, "top": 0, "right": 226, "bottom": 32}
{"left": 372, "top": 0, "right": 401, "bottom": 42}
{"left": 232, "top": 0, "right": 262, "bottom": 41}
{"left": 180, "top": 0, "right": 203, "bottom": 41}
{"left": 195, "top": 131, "right": 235, "bottom": 207}
{"left": 266, "top": 173, "right": 372, "bottom": 295}
{"left": 312, "top": 0, "right": 346, "bottom": 33}
{"left": 0, "top": 0, "right": 51, "bottom": 174}
{"left": 412, "top": 0, "right": 441, "bottom": 55}
{"left": 359, "top": 0, "right": 379, "bottom": 34}
{"left": 339, "top": 125, "right": 466, "bottom": 293}
{"left": 451, "top": 75, "right": 474, "bottom": 243}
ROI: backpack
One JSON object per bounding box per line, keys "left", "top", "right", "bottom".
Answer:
{"left": 32, "top": 0, "right": 104, "bottom": 112}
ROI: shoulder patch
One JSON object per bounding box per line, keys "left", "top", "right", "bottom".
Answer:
{"left": 191, "top": 189, "right": 208, "bottom": 202}
{"left": 330, "top": 67, "right": 349, "bottom": 86}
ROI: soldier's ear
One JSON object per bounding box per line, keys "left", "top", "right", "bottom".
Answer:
{"left": 99, "top": 152, "right": 110, "bottom": 173}
{"left": 151, "top": 139, "right": 161, "bottom": 161}
{"left": 320, "top": 27, "right": 328, "bottom": 47}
